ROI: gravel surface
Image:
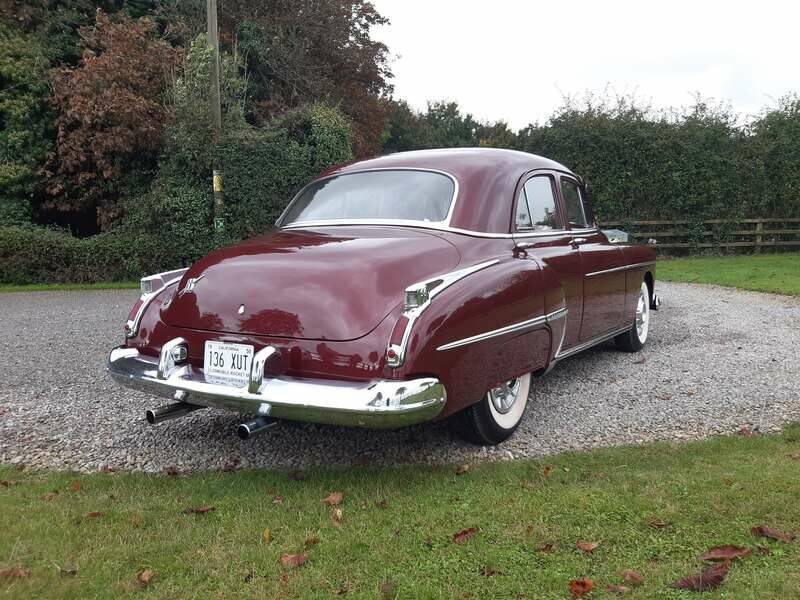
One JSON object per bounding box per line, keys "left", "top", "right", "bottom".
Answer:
{"left": 1, "top": 282, "right": 799, "bottom": 473}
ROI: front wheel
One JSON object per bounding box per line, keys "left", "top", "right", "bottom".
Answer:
{"left": 615, "top": 280, "right": 650, "bottom": 352}
{"left": 460, "top": 373, "right": 531, "bottom": 445}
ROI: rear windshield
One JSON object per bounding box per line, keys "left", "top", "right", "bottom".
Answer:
{"left": 280, "top": 170, "right": 455, "bottom": 226}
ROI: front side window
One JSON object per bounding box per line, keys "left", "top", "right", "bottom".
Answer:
{"left": 560, "top": 178, "right": 589, "bottom": 228}
{"left": 280, "top": 170, "right": 455, "bottom": 226}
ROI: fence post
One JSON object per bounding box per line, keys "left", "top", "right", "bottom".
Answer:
{"left": 755, "top": 219, "right": 763, "bottom": 254}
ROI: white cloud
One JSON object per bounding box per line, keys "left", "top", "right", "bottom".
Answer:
{"left": 372, "top": 0, "right": 800, "bottom": 127}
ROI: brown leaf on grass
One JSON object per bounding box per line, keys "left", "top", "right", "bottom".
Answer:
{"left": 305, "top": 535, "right": 321, "bottom": 547}
{"left": 59, "top": 566, "right": 78, "bottom": 577}
{"left": 322, "top": 492, "right": 343, "bottom": 506}
{"left": 331, "top": 507, "right": 343, "bottom": 525}
{"left": 376, "top": 499, "right": 389, "bottom": 509}
{"left": 0, "top": 480, "right": 10, "bottom": 487}
{"left": 69, "top": 480, "right": 81, "bottom": 492}
{"left": 280, "top": 553, "right": 308, "bottom": 568}
{"left": 455, "top": 463, "right": 470, "bottom": 475}
{"left": 335, "top": 582, "right": 350, "bottom": 595}
{"left": 699, "top": 545, "right": 752, "bottom": 561}
{"left": 0, "top": 567, "right": 30, "bottom": 579}
{"left": 670, "top": 561, "right": 729, "bottom": 591}
{"left": 536, "top": 543, "right": 556, "bottom": 553}
{"left": 184, "top": 506, "right": 215, "bottom": 514}
{"left": 287, "top": 470, "right": 307, "bottom": 481}
{"left": 575, "top": 540, "right": 600, "bottom": 553}
{"left": 737, "top": 426, "right": 754, "bottom": 437}
{"left": 272, "top": 495, "right": 284, "bottom": 504}
{"left": 452, "top": 527, "right": 478, "bottom": 544}
{"left": 137, "top": 569, "right": 155, "bottom": 585}
{"left": 755, "top": 543, "right": 771, "bottom": 555}
{"left": 380, "top": 580, "right": 396, "bottom": 598}
{"left": 569, "top": 577, "right": 593, "bottom": 597}
{"left": 648, "top": 518, "right": 670, "bottom": 529}
{"left": 751, "top": 525, "right": 796, "bottom": 542}
{"left": 44, "top": 492, "right": 58, "bottom": 501}
{"left": 85, "top": 511, "right": 104, "bottom": 518}
{"left": 606, "top": 584, "right": 631, "bottom": 594}
{"left": 622, "top": 569, "right": 644, "bottom": 585}
{"left": 480, "top": 566, "right": 503, "bottom": 577}
{"left": 542, "top": 465, "right": 554, "bottom": 478}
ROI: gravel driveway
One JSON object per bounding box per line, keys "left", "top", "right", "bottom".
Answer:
{"left": 1, "top": 282, "right": 799, "bottom": 473}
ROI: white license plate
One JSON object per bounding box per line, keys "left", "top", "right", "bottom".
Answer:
{"left": 204, "top": 341, "right": 254, "bottom": 388}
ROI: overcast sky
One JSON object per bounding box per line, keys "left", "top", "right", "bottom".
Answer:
{"left": 372, "top": 0, "right": 799, "bottom": 128}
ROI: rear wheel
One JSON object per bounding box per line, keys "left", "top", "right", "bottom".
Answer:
{"left": 615, "top": 280, "right": 650, "bottom": 352}
{"left": 461, "top": 373, "right": 531, "bottom": 445}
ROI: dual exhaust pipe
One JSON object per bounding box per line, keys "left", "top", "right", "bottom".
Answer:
{"left": 145, "top": 400, "right": 277, "bottom": 439}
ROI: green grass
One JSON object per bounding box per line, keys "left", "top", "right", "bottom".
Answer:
{"left": 658, "top": 254, "right": 800, "bottom": 296}
{"left": 2, "top": 428, "right": 800, "bottom": 599}
{"left": 0, "top": 281, "right": 138, "bottom": 293}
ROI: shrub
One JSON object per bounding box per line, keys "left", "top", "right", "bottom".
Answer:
{"left": 0, "top": 226, "right": 172, "bottom": 284}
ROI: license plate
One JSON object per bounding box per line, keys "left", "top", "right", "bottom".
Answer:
{"left": 204, "top": 341, "right": 254, "bottom": 388}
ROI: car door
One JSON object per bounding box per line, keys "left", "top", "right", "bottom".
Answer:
{"left": 557, "top": 176, "right": 627, "bottom": 341}
{"left": 512, "top": 172, "right": 584, "bottom": 350}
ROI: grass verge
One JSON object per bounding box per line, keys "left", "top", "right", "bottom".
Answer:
{"left": 2, "top": 427, "right": 799, "bottom": 598}
{"left": 0, "top": 282, "right": 138, "bottom": 293}
{"left": 658, "top": 254, "right": 800, "bottom": 295}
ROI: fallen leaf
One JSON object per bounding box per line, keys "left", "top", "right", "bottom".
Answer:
{"left": 0, "top": 480, "right": 10, "bottom": 487}
{"left": 288, "top": 470, "right": 307, "bottom": 481}
{"left": 164, "top": 466, "right": 178, "bottom": 477}
{"left": 85, "top": 511, "right": 104, "bottom": 518}
{"left": 658, "top": 394, "right": 672, "bottom": 401}
{"left": 648, "top": 518, "right": 670, "bottom": 529}
{"left": 576, "top": 540, "right": 600, "bottom": 553}
{"left": 335, "top": 582, "right": 350, "bottom": 595}
{"left": 44, "top": 492, "right": 58, "bottom": 502}
{"left": 755, "top": 543, "right": 771, "bottom": 555}
{"left": 0, "top": 567, "right": 30, "bottom": 579}
{"left": 280, "top": 553, "right": 308, "bottom": 568}
{"left": 59, "top": 566, "right": 78, "bottom": 577}
{"left": 671, "top": 561, "right": 729, "bottom": 591}
{"left": 244, "top": 571, "right": 254, "bottom": 583}
{"left": 137, "top": 569, "right": 155, "bottom": 585}
{"left": 536, "top": 543, "right": 556, "bottom": 553}
{"left": 322, "top": 492, "right": 343, "bottom": 506}
{"left": 380, "top": 580, "right": 395, "bottom": 598}
{"left": 622, "top": 569, "right": 644, "bottom": 585}
{"left": 699, "top": 544, "right": 752, "bottom": 561}
{"left": 376, "top": 499, "right": 389, "bottom": 509}
{"left": 480, "top": 566, "right": 503, "bottom": 577}
{"left": 788, "top": 452, "right": 800, "bottom": 461}
{"left": 685, "top": 389, "right": 696, "bottom": 396}
{"left": 723, "top": 478, "right": 734, "bottom": 487}
{"left": 222, "top": 458, "right": 240, "bottom": 472}
{"left": 606, "top": 584, "right": 631, "bottom": 594}
{"left": 69, "top": 480, "right": 81, "bottom": 492}
{"left": 184, "top": 506, "right": 215, "bottom": 514}
{"left": 737, "top": 426, "right": 754, "bottom": 437}
{"left": 98, "top": 465, "right": 117, "bottom": 473}
{"left": 272, "top": 495, "right": 284, "bottom": 504}
{"left": 542, "top": 465, "right": 554, "bottom": 478}
{"left": 331, "top": 507, "right": 343, "bottom": 525}
{"left": 262, "top": 528, "right": 271, "bottom": 544}
{"left": 452, "top": 527, "right": 478, "bottom": 544}
{"left": 305, "top": 535, "right": 321, "bottom": 547}
{"left": 569, "top": 577, "right": 593, "bottom": 597}
{"left": 455, "top": 464, "right": 470, "bottom": 475}
{"left": 751, "top": 525, "right": 796, "bottom": 542}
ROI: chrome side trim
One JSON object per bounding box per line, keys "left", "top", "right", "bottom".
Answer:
{"left": 585, "top": 261, "right": 656, "bottom": 278}
{"left": 108, "top": 345, "right": 447, "bottom": 429}
{"left": 126, "top": 274, "right": 185, "bottom": 339}
{"left": 275, "top": 167, "right": 460, "bottom": 228}
{"left": 387, "top": 259, "right": 500, "bottom": 367}
{"left": 437, "top": 307, "right": 568, "bottom": 352}
{"left": 554, "top": 324, "right": 631, "bottom": 360}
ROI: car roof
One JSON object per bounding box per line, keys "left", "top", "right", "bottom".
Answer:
{"left": 321, "top": 148, "right": 577, "bottom": 234}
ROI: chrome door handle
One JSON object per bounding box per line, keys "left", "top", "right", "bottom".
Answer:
{"left": 570, "top": 237, "right": 588, "bottom": 248}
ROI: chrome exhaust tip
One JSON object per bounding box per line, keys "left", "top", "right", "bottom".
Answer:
{"left": 146, "top": 402, "right": 203, "bottom": 425}
{"left": 237, "top": 417, "right": 278, "bottom": 440}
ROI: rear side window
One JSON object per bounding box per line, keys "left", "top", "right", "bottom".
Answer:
{"left": 515, "top": 176, "right": 561, "bottom": 231}
{"left": 560, "top": 178, "right": 589, "bottom": 228}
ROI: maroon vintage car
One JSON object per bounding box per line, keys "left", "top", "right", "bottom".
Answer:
{"left": 108, "top": 148, "right": 659, "bottom": 444}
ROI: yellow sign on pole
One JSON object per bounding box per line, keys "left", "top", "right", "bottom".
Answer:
{"left": 212, "top": 171, "right": 223, "bottom": 193}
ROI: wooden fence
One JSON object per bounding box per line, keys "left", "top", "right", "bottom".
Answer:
{"left": 600, "top": 218, "right": 800, "bottom": 251}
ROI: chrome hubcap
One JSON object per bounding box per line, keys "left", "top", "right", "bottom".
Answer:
{"left": 488, "top": 378, "right": 520, "bottom": 414}
{"left": 636, "top": 285, "right": 650, "bottom": 342}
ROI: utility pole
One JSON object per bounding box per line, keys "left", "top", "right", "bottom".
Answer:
{"left": 207, "top": 0, "right": 224, "bottom": 234}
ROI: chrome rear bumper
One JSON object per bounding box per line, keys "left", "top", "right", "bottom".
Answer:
{"left": 107, "top": 345, "right": 446, "bottom": 429}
